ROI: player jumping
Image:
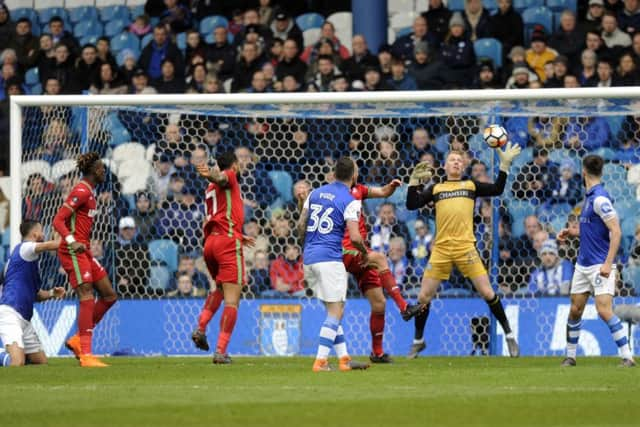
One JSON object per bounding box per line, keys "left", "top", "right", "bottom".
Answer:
{"left": 406, "top": 146, "right": 521, "bottom": 358}
{"left": 298, "top": 157, "right": 370, "bottom": 372}
{"left": 191, "top": 151, "right": 253, "bottom": 364}
{"left": 0, "top": 221, "right": 65, "bottom": 367}
{"left": 559, "top": 155, "right": 635, "bottom": 367}
{"left": 52, "top": 152, "right": 117, "bottom": 367}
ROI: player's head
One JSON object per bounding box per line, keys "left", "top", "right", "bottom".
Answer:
{"left": 582, "top": 154, "right": 604, "bottom": 179}
{"left": 444, "top": 150, "right": 465, "bottom": 179}
{"left": 20, "top": 220, "right": 43, "bottom": 242}
{"left": 216, "top": 151, "right": 238, "bottom": 172}
{"left": 77, "top": 152, "right": 106, "bottom": 184}
{"left": 334, "top": 156, "right": 356, "bottom": 186}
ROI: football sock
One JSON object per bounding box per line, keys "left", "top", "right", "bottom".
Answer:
{"left": 92, "top": 298, "right": 116, "bottom": 326}
{"left": 79, "top": 299, "right": 95, "bottom": 355}
{"left": 216, "top": 306, "right": 238, "bottom": 354}
{"left": 606, "top": 315, "right": 632, "bottom": 360}
{"left": 414, "top": 303, "right": 430, "bottom": 342}
{"left": 486, "top": 295, "right": 512, "bottom": 335}
{"left": 379, "top": 269, "right": 407, "bottom": 312}
{"left": 0, "top": 350, "right": 11, "bottom": 367}
{"left": 198, "top": 290, "right": 224, "bottom": 332}
{"left": 316, "top": 315, "right": 339, "bottom": 360}
{"left": 333, "top": 325, "right": 349, "bottom": 358}
{"left": 566, "top": 318, "right": 582, "bottom": 359}
{"left": 370, "top": 312, "right": 385, "bottom": 356}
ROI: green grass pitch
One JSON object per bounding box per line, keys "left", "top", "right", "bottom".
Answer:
{"left": 1, "top": 356, "right": 638, "bottom": 427}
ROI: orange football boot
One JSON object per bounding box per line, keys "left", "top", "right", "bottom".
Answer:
{"left": 339, "top": 356, "right": 370, "bottom": 371}
{"left": 312, "top": 358, "right": 332, "bottom": 372}
{"left": 79, "top": 354, "right": 109, "bottom": 368}
{"left": 65, "top": 334, "right": 82, "bottom": 360}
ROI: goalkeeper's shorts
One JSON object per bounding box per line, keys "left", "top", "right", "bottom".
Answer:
{"left": 423, "top": 244, "right": 487, "bottom": 281}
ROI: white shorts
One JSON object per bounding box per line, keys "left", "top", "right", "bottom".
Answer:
{"left": 0, "top": 305, "right": 43, "bottom": 354}
{"left": 570, "top": 264, "right": 616, "bottom": 296}
{"left": 304, "top": 261, "right": 348, "bottom": 303}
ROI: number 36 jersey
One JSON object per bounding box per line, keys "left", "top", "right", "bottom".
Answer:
{"left": 303, "top": 182, "right": 361, "bottom": 265}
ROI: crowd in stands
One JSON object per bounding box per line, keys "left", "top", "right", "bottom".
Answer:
{"left": 0, "top": 0, "right": 640, "bottom": 298}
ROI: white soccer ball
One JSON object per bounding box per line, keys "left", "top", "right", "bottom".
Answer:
{"left": 483, "top": 125, "right": 508, "bottom": 148}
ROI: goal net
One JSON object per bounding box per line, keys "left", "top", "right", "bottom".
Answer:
{"left": 9, "top": 90, "right": 640, "bottom": 357}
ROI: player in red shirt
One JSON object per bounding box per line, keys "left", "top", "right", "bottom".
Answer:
{"left": 191, "top": 151, "right": 254, "bottom": 364}
{"left": 52, "top": 152, "right": 117, "bottom": 368}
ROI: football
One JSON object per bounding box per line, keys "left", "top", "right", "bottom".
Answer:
{"left": 483, "top": 124, "right": 508, "bottom": 148}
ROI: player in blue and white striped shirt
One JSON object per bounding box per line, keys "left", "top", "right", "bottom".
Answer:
{"left": 558, "top": 155, "right": 635, "bottom": 367}
{"left": 0, "top": 221, "right": 64, "bottom": 367}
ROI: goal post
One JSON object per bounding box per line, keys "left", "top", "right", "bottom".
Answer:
{"left": 9, "top": 89, "right": 640, "bottom": 357}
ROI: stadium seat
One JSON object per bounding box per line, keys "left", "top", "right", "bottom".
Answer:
{"left": 21, "top": 160, "right": 52, "bottom": 183}
{"left": 74, "top": 20, "right": 104, "bottom": 38}
{"left": 79, "top": 35, "right": 100, "bottom": 46}
{"left": 50, "top": 159, "right": 77, "bottom": 181}
{"left": 121, "top": 170, "right": 151, "bottom": 194}
{"left": 148, "top": 265, "right": 171, "bottom": 290}
{"left": 548, "top": 149, "right": 580, "bottom": 170}
{"left": 509, "top": 200, "right": 536, "bottom": 237}
{"left": 327, "top": 12, "right": 352, "bottom": 51}
{"left": 5, "top": 0, "right": 35, "bottom": 9}
{"left": 621, "top": 217, "right": 638, "bottom": 240}
{"left": 387, "top": 27, "right": 396, "bottom": 44}
{"left": 522, "top": 6, "right": 553, "bottom": 35}
{"left": 514, "top": 0, "right": 544, "bottom": 12}
{"left": 105, "top": 19, "right": 128, "bottom": 38}
{"left": 511, "top": 146, "right": 533, "bottom": 170}
{"left": 11, "top": 8, "right": 40, "bottom": 26}
{"left": 545, "top": 0, "right": 576, "bottom": 12}
{"left": 390, "top": 11, "right": 418, "bottom": 30}
{"left": 395, "top": 26, "right": 413, "bottom": 38}
{"left": 549, "top": 216, "right": 566, "bottom": 233}
{"left": 388, "top": 0, "right": 414, "bottom": 15}
{"left": 434, "top": 133, "right": 450, "bottom": 153}
{"left": 605, "top": 116, "right": 624, "bottom": 137}
{"left": 141, "top": 33, "right": 154, "bottom": 48}
{"left": 623, "top": 266, "right": 640, "bottom": 293}
{"left": 112, "top": 142, "right": 146, "bottom": 164}
{"left": 483, "top": 0, "right": 498, "bottom": 8}
{"left": 100, "top": 5, "right": 130, "bottom": 23}
{"left": 268, "top": 171, "right": 294, "bottom": 204}
{"left": 110, "top": 127, "right": 133, "bottom": 147}
{"left": 129, "top": 4, "right": 145, "bottom": 18}
{"left": 603, "top": 163, "right": 627, "bottom": 182}
{"left": 303, "top": 28, "right": 322, "bottom": 47}
{"left": 38, "top": 7, "right": 68, "bottom": 24}
{"left": 468, "top": 133, "right": 485, "bottom": 153}
{"left": 447, "top": 0, "right": 466, "bottom": 11}
{"left": 34, "top": 0, "right": 63, "bottom": 8}
{"left": 199, "top": 15, "right": 228, "bottom": 36}
{"left": 176, "top": 32, "right": 187, "bottom": 51}
{"left": 126, "top": 0, "right": 147, "bottom": 6}
{"left": 149, "top": 240, "right": 179, "bottom": 272}
{"left": 69, "top": 6, "right": 98, "bottom": 24}
{"left": 590, "top": 147, "right": 617, "bottom": 161}
{"left": 25, "top": 68, "right": 39, "bottom": 86}
{"left": 474, "top": 38, "right": 503, "bottom": 68}
{"left": 296, "top": 13, "right": 324, "bottom": 31}
{"left": 29, "top": 84, "right": 43, "bottom": 95}
{"left": 111, "top": 32, "right": 140, "bottom": 53}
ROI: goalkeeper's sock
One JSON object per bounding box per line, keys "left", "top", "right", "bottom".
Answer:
{"left": 333, "top": 325, "right": 349, "bottom": 359}
{"left": 379, "top": 269, "right": 407, "bottom": 312}
{"left": 566, "top": 318, "right": 581, "bottom": 359}
{"left": 414, "top": 303, "right": 430, "bottom": 341}
{"left": 79, "top": 299, "right": 95, "bottom": 355}
{"left": 0, "top": 350, "right": 11, "bottom": 367}
{"left": 606, "top": 315, "right": 632, "bottom": 360}
{"left": 316, "top": 315, "right": 339, "bottom": 360}
{"left": 370, "top": 312, "right": 385, "bottom": 356}
{"left": 486, "top": 295, "right": 512, "bottom": 334}
{"left": 198, "top": 290, "right": 224, "bottom": 332}
{"left": 216, "top": 306, "right": 238, "bottom": 354}
{"left": 92, "top": 298, "right": 116, "bottom": 326}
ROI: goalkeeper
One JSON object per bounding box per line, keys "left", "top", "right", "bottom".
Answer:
{"left": 406, "top": 146, "right": 521, "bottom": 358}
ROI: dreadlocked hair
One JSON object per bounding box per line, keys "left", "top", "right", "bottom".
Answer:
{"left": 77, "top": 152, "right": 101, "bottom": 175}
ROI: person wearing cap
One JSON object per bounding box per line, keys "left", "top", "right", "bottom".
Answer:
{"left": 7, "top": 17, "right": 39, "bottom": 70}
{"left": 387, "top": 56, "right": 418, "bottom": 91}
{"left": 602, "top": 11, "right": 631, "bottom": 49}
{"left": 505, "top": 61, "right": 533, "bottom": 88}
{"left": 130, "top": 67, "right": 157, "bottom": 94}
{"left": 579, "top": 0, "right": 606, "bottom": 34}
{"left": 488, "top": 0, "right": 524, "bottom": 60}
{"left": 462, "top": 0, "right": 492, "bottom": 42}
{"left": 544, "top": 55, "right": 569, "bottom": 88}
{"left": 440, "top": 12, "right": 476, "bottom": 87}
{"left": 527, "top": 240, "right": 573, "bottom": 296}
{"left": 473, "top": 59, "right": 500, "bottom": 88}
{"left": 422, "top": 0, "right": 453, "bottom": 44}
{"left": 409, "top": 41, "right": 445, "bottom": 90}
{"left": 392, "top": 16, "right": 439, "bottom": 62}
{"left": 551, "top": 160, "right": 583, "bottom": 206}
{"left": 112, "top": 216, "right": 150, "bottom": 297}
{"left": 269, "top": 10, "right": 303, "bottom": 53}
{"left": 618, "top": 0, "right": 640, "bottom": 35}
{"left": 549, "top": 10, "right": 585, "bottom": 65}
{"left": 341, "top": 35, "right": 380, "bottom": 83}
{"left": 525, "top": 28, "right": 558, "bottom": 82}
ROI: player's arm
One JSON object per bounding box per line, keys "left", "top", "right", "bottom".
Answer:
{"left": 296, "top": 192, "right": 312, "bottom": 246}
{"left": 406, "top": 184, "right": 434, "bottom": 210}
{"left": 344, "top": 199, "right": 367, "bottom": 258}
{"left": 473, "top": 170, "right": 508, "bottom": 197}
{"left": 36, "top": 287, "right": 65, "bottom": 302}
{"left": 595, "top": 196, "right": 621, "bottom": 278}
{"left": 52, "top": 196, "right": 87, "bottom": 254}
{"left": 196, "top": 164, "right": 229, "bottom": 186}
{"left": 367, "top": 179, "right": 402, "bottom": 199}
{"left": 34, "top": 240, "right": 61, "bottom": 253}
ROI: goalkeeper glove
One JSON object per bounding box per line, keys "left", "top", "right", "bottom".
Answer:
{"left": 497, "top": 142, "right": 522, "bottom": 172}
{"left": 409, "top": 162, "right": 433, "bottom": 186}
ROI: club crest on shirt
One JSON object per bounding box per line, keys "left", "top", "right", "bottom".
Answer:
{"left": 88, "top": 209, "right": 98, "bottom": 218}
{"left": 71, "top": 196, "right": 79, "bottom": 205}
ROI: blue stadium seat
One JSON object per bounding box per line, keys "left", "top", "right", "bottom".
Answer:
{"left": 514, "top": 0, "right": 544, "bottom": 12}
{"left": 39, "top": 7, "right": 69, "bottom": 25}
{"left": 296, "top": 13, "right": 325, "bottom": 31}
{"left": 615, "top": 199, "right": 638, "bottom": 220}
{"left": 606, "top": 116, "right": 624, "bottom": 137}
{"left": 468, "top": 133, "right": 485, "bottom": 153}
{"left": 511, "top": 146, "right": 533, "bottom": 170}
{"left": 69, "top": 6, "right": 98, "bottom": 24}
{"left": 268, "top": 170, "right": 294, "bottom": 204}
{"left": 483, "top": 0, "right": 498, "bottom": 8}
{"left": 111, "top": 32, "right": 140, "bottom": 53}
{"left": 474, "top": 38, "right": 503, "bottom": 68}
{"left": 448, "top": 0, "right": 466, "bottom": 10}
{"left": 176, "top": 32, "right": 187, "bottom": 50}
{"left": 522, "top": 6, "right": 553, "bottom": 35}
{"left": 25, "top": 67, "right": 39, "bottom": 86}
{"left": 509, "top": 200, "right": 536, "bottom": 237}
{"left": 549, "top": 216, "right": 566, "bottom": 233}
{"left": 12, "top": 8, "right": 39, "bottom": 26}
{"left": 79, "top": 35, "right": 99, "bottom": 47}
{"left": 395, "top": 26, "right": 413, "bottom": 38}
{"left": 434, "top": 133, "right": 450, "bottom": 153}
{"left": 100, "top": 5, "right": 130, "bottom": 23}
{"left": 130, "top": 5, "right": 145, "bottom": 19}
{"left": 591, "top": 147, "right": 617, "bottom": 161}
{"left": 199, "top": 15, "right": 229, "bottom": 36}
{"left": 105, "top": 19, "right": 128, "bottom": 38}
{"left": 602, "top": 163, "right": 627, "bottom": 182}
{"left": 148, "top": 265, "right": 171, "bottom": 290}
{"left": 29, "top": 83, "right": 43, "bottom": 95}
{"left": 624, "top": 265, "right": 640, "bottom": 293}
{"left": 141, "top": 33, "right": 154, "bottom": 48}
{"left": 74, "top": 20, "right": 104, "bottom": 38}
{"left": 545, "top": 0, "right": 576, "bottom": 12}
{"left": 110, "top": 127, "right": 132, "bottom": 146}
{"left": 149, "top": 240, "right": 179, "bottom": 272}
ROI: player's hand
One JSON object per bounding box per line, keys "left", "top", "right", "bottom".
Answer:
{"left": 497, "top": 142, "right": 521, "bottom": 172}
{"left": 359, "top": 251, "right": 370, "bottom": 268}
{"left": 196, "top": 164, "right": 212, "bottom": 180}
{"left": 599, "top": 263, "right": 612, "bottom": 278}
{"left": 242, "top": 235, "right": 256, "bottom": 247}
{"left": 557, "top": 228, "right": 570, "bottom": 243}
{"left": 388, "top": 179, "right": 402, "bottom": 189}
{"left": 409, "top": 162, "right": 433, "bottom": 186}
{"left": 70, "top": 241, "right": 86, "bottom": 254}
{"left": 52, "top": 287, "right": 65, "bottom": 299}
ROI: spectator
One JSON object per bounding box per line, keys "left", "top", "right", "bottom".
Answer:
{"left": 7, "top": 18, "right": 39, "bottom": 70}
{"left": 268, "top": 37, "right": 285, "bottom": 65}
{"left": 151, "top": 59, "right": 185, "bottom": 93}
{"left": 90, "top": 62, "right": 128, "bottom": 94}
{"left": 462, "top": 0, "right": 492, "bottom": 41}
{"left": 490, "top": 0, "right": 524, "bottom": 61}
{"left": 269, "top": 11, "right": 303, "bottom": 53}
{"left": 577, "top": 48, "right": 599, "bottom": 86}
{"left": 527, "top": 240, "right": 573, "bottom": 296}
{"left": 616, "top": 115, "right": 640, "bottom": 165}
{"left": 235, "top": 146, "right": 277, "bottom": 212}
{"left": 138, "top": 24, "right": 184, "bottom": 81}
{"left": 186, "top": 63, "right": 207, "bottom": 93}
{"left": 268, "top": 208, "right": 292, "bottom": 248}
{"left": 74, "top": 44, "right": 101, "bottom": 92}
{"left": 160, "top": 0, "right": 192, "bottom": 34}
{"left": 422, "top": 0, "right": 453, "bottom": 44}
{"left": 513, "top": 147, "right": 558, "bottom": 201}
{"left": 130, "top": 67, "right": 157, "bottom": 94}
{"left": 440, "top": 12, "right": 476, "bottom": 87}
{"left": 342, "top": 35, "right": 379, "bottom": 83}
{"left": 387, "top": 236, "right": 411, "bottom": 287}
{"left": 232, "top": 9, "right": 273, "bottom": 53}
{"left": 602, "top": 11, "right": 631, "bottom": 49}
{"left": 362, "top": 66, "right": 391, "bottom": 91}
{"left": 269, "top": 241, "right": 305, "bottom": 296}
{"left": 36, "top": 34, "right": 56, "bottom": 77}
{"left": 473, "top": 59, "right": 501, "bottom": 89}
{"left": 281, "top": 74, "right": 301, "bottom": 91}
{"left": 616, "top": 52, "right": 640, "bottom": 85}
{"left": 203, "top": 73, "right": 222, "bottom": 93}
{"left": 301, "top": 22, "right": 350, "bottom": 63}
{"left": 0, "top": 4, "right": 12, "bottom": 47}
{"left": 387, "top": 57, "right": 418, "bottom": 90}
{"left": 111, "top": 216, "right": 150, "bottom": 297}
{"left": 95, "top": 37, "right": 118, "bottom": 69}
{"left": 378, "top": 44, "right": 393, "bottom": 80}
{"left": 371, "top": 202, "right": 411, "bottom": 254}
{"left": 505, "top": 61, "right": 534, "bottom": 88}
{"left": 526, "top": 29, "right": 558, "bottom": 82}
{"left": 369, "top": 138, "right": 405, "bottom": 182}
{"left": 551, "top": 160, "right": 582, "bottom": 206}
{"left": 38, "top": 119, "right": 75, "bottom": 164}
{"left": 151, "top": 153, "right": 175, "bottom": 202}
{"left": 129, "top": 14, "right": 152, "bottom": 37}
{"left": 243, "top": 219, "right": 270, "bottom": 271}
{"left": 232, "top": 42, "right": 264, "bottom": 92}
{"left": 205, "top": 26, "right": 235, "bottom": 81}
{"left": 563, "top": 116, "right": 611, "bottom": 152}
{"left": 585, "top": 29, "right": 611, "bottom": 59}
{"left": 23, "top": 173, "right": 54, "bottom": 221}
{"left": 48, "top": 16, "right": 80, "bottom": 56}
{"left": 618, "top": 0, "right": 640, "bottom": 34}
{"left": 249, "top": 249, "right": 271, "bottom": 295}
{"left": 411, "top": 219, "right": 434, "bottom": 277}
{"left": 184, "top": 30, "right": 206, "bottom": 73}
{"left": 606, "top": 0, "right": 625, "bottom": 14}
{"left": 330, "top": 74, "right": 350, "bottom": 91}
{"left": 259, "top": 0, "right": 274, "bottom": 26}
{"left": 305, "top": 38, "right": 343, "bottom": 81}
{"left": 632, "top": 32, "right": 640, "bottom": 63}
{"left": 401, "top": 128, "right": 436, "bottom": 163}
{"left": 308, "top": 54, "right": 341, "bottom": 92}
{"left": 409, "top": 42, "right": 445, "bottom": 90}
{"left": 392, "top": 16, "right": 438, "bottom": 61}
{"left": 40, "top": 43, "right": 78, "bottom": 94}
{"left": 0, "top": 63, "right": 18, "bottom": 101}
{"left": 580, "top": 0, "right": 606, "bottom": 34}
{"left": 167, "top": 273, "right": 203, "bottom": 297}
{"left": 154, "top": 186, "right": 205, "bottom": 255}
{"left": 514, "top": 215, "right": 542, "bottom": 262}
{"left": 595, "top": 57, "right": 619, "bottom": 86}
{"left": 549, "top": 10, "right": 585, "bottom": 65}
{"left": 558, "top": 213, "right": 581, "bottom": 263}
{"left": 145, "top": 0, "right": 168, "bottom": 17}
{"left": 169, "top": 254, "right": 210, "bottom": 292}
{"left": 627, "top": 223, "right": 640, "bottom": 266}
{"left": 528, "top": 116, "right": 565, "bottom": 148}
{"left": 131, "top": 191, "right": 158, "bottom": 242}
{"left": 544, "top": 55, "right": 569, "bottom": 88}
{"left": 275, "top": 38, "right": 307, "bottom": 84}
